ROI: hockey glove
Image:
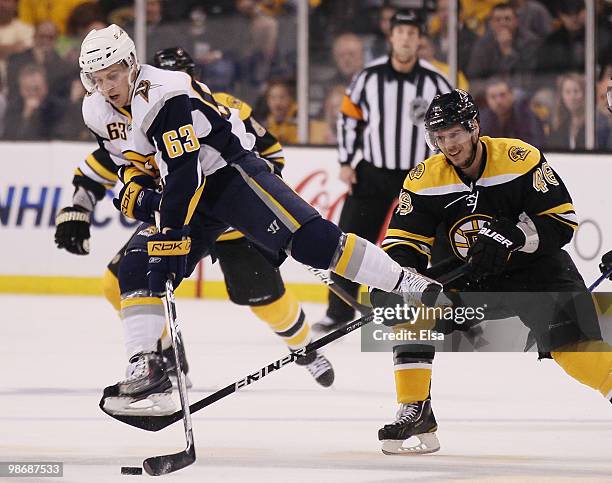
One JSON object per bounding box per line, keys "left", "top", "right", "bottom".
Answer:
{"left": 54, "top": 206, "right": 91, "bottom": 255}
{"left": 467, "top": 218, "right": 526, "bottom": 281}
{"left": 147, "top": 227, "right": 191, "bottom": 294}
{"left": 112, "top": 175, "right": 161, "bottom": 223}
{"left": 600, "top": 250, "right": 612, "bottom": 280}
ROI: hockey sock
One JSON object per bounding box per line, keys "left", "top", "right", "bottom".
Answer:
{"left": 120, "top": 295, "right": 166, "bottom": 359}
{"left": 251, "top": 290, "right": 312, "bottom": 350}
{"left": 551, "top": 340, "right": 612, "bottom": 400}
{"left": 332, "top": 233, "right": 403, "bottom": 292}
{"left": 102, "top": 268, "right": 121, "bottom": 312}
{"left": 393, "top": 343, "right": 435, "bottom": 403}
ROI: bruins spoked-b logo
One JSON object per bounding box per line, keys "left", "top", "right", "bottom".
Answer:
{"left": 508, "top": 145, "right": 531, "bottom": 162}
{"left": 449, "top": 214, "right": 493, "bottom": 259}
{"left": 396, "top": 190, "right": 413, "bottom": 215}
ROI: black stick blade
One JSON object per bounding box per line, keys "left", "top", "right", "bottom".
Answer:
{"left": 143, "top": 447, "right": 195, "bottom": 476}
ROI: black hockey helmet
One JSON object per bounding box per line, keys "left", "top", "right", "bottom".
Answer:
{"left": 390, "top": 9, "right": 424, "bottom": 33}
{"left": 153, "top": 47, "right": 195, "bottom": 76}
{"left": 424, "top": 89, "right": 479, "bottom": 150}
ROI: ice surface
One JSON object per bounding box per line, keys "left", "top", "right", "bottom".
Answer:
{"left": 1, "top": 295, "right": 610, "bottom": 482}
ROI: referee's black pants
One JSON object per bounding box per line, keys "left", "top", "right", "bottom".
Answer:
{"left": 326, "top": 161, "right": 407, "bottom": 322}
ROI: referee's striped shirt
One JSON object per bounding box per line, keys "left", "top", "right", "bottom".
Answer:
{"left": 338, "top": 57, "right": 452, "bottom": 171}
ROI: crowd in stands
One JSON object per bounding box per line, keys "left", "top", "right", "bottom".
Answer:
{"left": 0, "top": 0, "right": 609, "bottom": 150}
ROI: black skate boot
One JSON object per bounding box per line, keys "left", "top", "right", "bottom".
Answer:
{"left": 158, "top": 333, "right": 193, "bottom": 389}
{"left": 101, "top": 351, "right": 175, "bottom": 416}
{"left": 295, "top": 350, "right": 335, "bottom": 387}
{"left": 378, "top": 397, "right": 440, "bottom": 455}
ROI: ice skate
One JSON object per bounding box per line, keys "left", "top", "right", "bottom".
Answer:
{"left": 378, "top": 397, "right": 440, "bottom": 455}
{"left": 101, "top": 351, "right": 176, "bottom": 416}
{"left": 295, "top": 350, "right": 335, "bottom": 387}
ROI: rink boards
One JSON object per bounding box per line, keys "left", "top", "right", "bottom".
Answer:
{"left": 0, "top": 142, "right": 610, "bottom": 300}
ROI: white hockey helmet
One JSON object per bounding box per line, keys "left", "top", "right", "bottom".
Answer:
{"left": 79, "top": 24, "right": 138, "bottom": 93}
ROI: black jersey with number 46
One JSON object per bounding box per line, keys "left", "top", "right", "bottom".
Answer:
{"left": 382, "top": 136, "right": 578, "bottom": 273}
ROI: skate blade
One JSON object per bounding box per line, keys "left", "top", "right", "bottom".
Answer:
{"left": 103, "top": 392, "right": 177, "bottom": 416}
{"left": 381, "top": 432, "right": 440, "bottom": 455}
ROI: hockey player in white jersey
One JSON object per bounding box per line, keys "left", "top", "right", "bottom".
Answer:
{"left": 74, "top": 25, "right": 448, "bottom": 415}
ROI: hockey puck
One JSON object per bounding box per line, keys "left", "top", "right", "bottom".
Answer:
{"left": 121, "top": 466, "right": 143, "bottom": 475}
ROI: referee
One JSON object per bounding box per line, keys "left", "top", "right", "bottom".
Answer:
{"left": 315, "top": 10, "right": 452, "bottom": 332}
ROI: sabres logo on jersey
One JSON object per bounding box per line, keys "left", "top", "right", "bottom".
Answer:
{"left": 408, "top": 162, "right": 425, "bottom": 181}
{"left": 134, "top": 80, "right": 161, "bottom": 102}
{"left": 449, "top": 214, "right": 493, "bottom": 259}
{"left": 508, "top": 145, "right": 531, "bottom": 162}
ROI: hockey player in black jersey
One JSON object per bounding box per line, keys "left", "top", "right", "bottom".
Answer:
{"left": 57, "top": 25, "right": 447, "bottom": 416}
{"left": 375, "top": 89, "right": 612, "bottom": 454}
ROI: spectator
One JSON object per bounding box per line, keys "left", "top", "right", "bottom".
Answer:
{"left": 428, "top": 0, "right": 478, "bottom": 73}
{"left": 0, "top": 0, "right": 34, "bottom": 92}
{"left": 54, "top": 78, "right": 91, "bottom": 140}
{"left": 3, "top": 63, "right": 62, "bottom": 140}
{"left": 466, "top": 2, "right": 539, "bottom": 93}
{"left": 365, "top": 3, "right": 396, "bottom": 61}
{"left": 263, "top": 79, "right": 297, "bottom": 143}
{"left": 547, "top": 73, "right": 610, "bottom": 150}
{"left": 57, "top": 1, "right": 106, "bottom": 63}
{"left": 511, "top": 0, "right": 553, "bottom": 40}
{"left": 331, "top": 32, "right": 364, "bottom": 87}
{"left": 459, "top": 0, "right": 504, "bottom": 35}
{"left": 310, "top": 32, "right": 364, "bottom": 119}
{"left": 18, "top": 0, "right": 91, "bottom": 35}
{"left": 480, "top": 77, "right": 545, "bottom": 146}
{"left": 7, "top": 21, "right": 75, "bottom": 100}
{"left": 234, "top": 0, "right": 279, "bottom": 104}
{"left": 529, "top": 86, "right": 555, "bottom": 137}
{"left": 534, "top": 0, "right": 610, "bottom": 89}
{"left": 320, "top": 83, "right": 345, "bottom": 144}
{"left": 418, "top": 32, "right": 469, "bottom": 91}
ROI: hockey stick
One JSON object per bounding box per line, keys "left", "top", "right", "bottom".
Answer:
{"left": 142, "top": 279, "right": 196, "bottom": 476}
{"left": 306, "top": 265, "right": 372, "bottom": 314}
{"left": 107, "top": 262, "right": 469, "bottom": 432}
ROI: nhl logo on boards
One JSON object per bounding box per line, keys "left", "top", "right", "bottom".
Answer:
{"left": 396, "top": 191, "right": 413, "bottom": 215}
{"left": 408, "top": 162, "right": 425, "bottom": 181}
{"left": 508, "top": 145, "right": 531, "bottom": 162}
{"left": 448, "top": 214, "right": 493, "bottom": 259}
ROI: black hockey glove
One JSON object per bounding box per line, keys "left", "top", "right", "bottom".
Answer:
{"left": 112, "top": 175, "right": 161, "bottom": 223}
{"left": 600, "top": 250, "right": 612, "bottom": 280}
{"left": 54, "top": 206, "right": 91, "bottom": 255}
{"left": 147, "top": 227, "right": 191, "bottom": 294}
{"left": 467, "top": 218, "right": 526, "bottom": 281}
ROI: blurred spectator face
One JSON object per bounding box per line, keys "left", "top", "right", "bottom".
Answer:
{"left": 324, "top": 84, "right": 345, "bottom": 131}
{"left": 436, "top": 0, "right": 449, "bottom": 27}
{"left": 90, "top": 63, "right": 132, "bottom": 108}
{"left": 0, "top": 0, "right": 17, "bottom": 23}
{"left": 490, "top": 6, "right": 518, "bottom": 36}
{"left": 19, "top": 69, "right": 48, "bottom": 102}
{"left": 34, "top": 21, "right": 58, "bottom": 54}
{"left": 596, "top": 66, "right": 612, "bottom": 113}
{"left": 486, "top": 81, "right": 514, "bottom": 117}
{"left": 417, "top": 35, "right": 435, "bottom": 61}
{"left": 560, "top": 76, "right": 584, "bottom": 116}
{"left": 389, "top": 24, "right": 420, "bottom": 64}
{"left": 236, "top": 0, "right": 257, "bottom": 16}
{"left": 147, "top": 0, "right": 162, "bottom": 25}
{"left": 379, "top": 6, "right": 397, "bottom": 38}
{"left": 267, "top": 83, "right": 294, "bottom": 122}
{"left": 559, "top": 8, "right": 585, "bottom": 33}
{"left": 333, "top": 34, "right": 364, "bottom": 79}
